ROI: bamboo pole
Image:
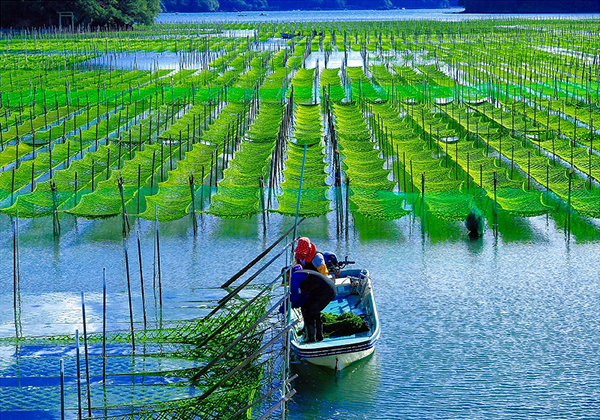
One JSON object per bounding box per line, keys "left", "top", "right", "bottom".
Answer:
{"left": 136, "top": 233, "right": 147, "bottom": 330}
{"left": 81, "top": 292, "right": 92, "bottom": 418}
{"left": 12, "top": 220, "right": 20, "bottom": 340}
{"left": 60, "top": 359, "right": 65, "bottom": 420}
{"left": 189, "top": 175, "right": 197, "bottom": 236}
{"left": 154, "top": 207, "right": 163, "bottom": 309}
{"left": 76, "top": 329, "right": 83, "bottom": 420}
{"left": 123, "top": 239, "right": 136, "bottom": 352}
{"left": 102, "top": 268, "right": 107, "bottom": 385}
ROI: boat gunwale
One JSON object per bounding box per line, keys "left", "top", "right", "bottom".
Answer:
{"left": 289, "top": 269, "right": 380, "bottom": 359}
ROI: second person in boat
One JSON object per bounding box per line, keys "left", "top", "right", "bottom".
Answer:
{"left": 293, "top": 237, "right": 329, "bottom": 276}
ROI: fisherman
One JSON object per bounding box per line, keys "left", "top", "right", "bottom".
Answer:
{"left": 293, "top": 237, "right": 329, "bottom": 276}
{"left": 284, "top": 265, "right": 336, "bottom": 343}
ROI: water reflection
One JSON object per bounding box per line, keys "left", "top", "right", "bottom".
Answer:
{"left": 276, "top": 214, "right": 331, "bottom": 241}
{"left": 213, "top": 215, "right": 260, "bottom": 238}
{"left": 352, "top": 214, "right": 406, "bottom": 241}
{"left": 422, "top": 213, "right": 465, "bottom": 243}
{"left": 1, "top": 204, "right": 599, "bottom": 419}
{"left": 290, "top": 352, "right": 380, "bottom": 420}
{"left": 466, "top": 234, "right": 484, "bottom": 255}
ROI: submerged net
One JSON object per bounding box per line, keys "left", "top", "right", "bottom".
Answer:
{"left": 1, "top": 293, "right": 280, "bottom": 420}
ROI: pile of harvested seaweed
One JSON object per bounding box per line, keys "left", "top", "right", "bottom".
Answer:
{"left": 321, "top": 312, "right": 369, "bottom": 338}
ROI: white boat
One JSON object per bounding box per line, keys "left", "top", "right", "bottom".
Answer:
{"left": 289, "top": 266, "right": 380, "bottom": 372}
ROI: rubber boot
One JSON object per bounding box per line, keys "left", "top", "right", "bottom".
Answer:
{"left": 305, "top": 322, "right": 317, "bottom": 343}
{"left": 316, "top": 314, "right": 324, "bottom": 342}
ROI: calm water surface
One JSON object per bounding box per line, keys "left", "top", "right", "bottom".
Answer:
{"left": 0, "top": 211, "right": 598, "bottom": 419}
{"left": 2, "top": 9, "right": 600, "bottom": 417}
{"left": 155, "top": 9, "right": 599, "bottom": 24}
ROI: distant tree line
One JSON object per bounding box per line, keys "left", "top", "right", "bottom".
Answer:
{"left": 160, "top": 0, "right": 452, "bottom": 12}
{"left": 457, "top": 0, "right": 599, "bottom": 13}
{"left": 1, "top": 0, "right": 161, "bottom": 29}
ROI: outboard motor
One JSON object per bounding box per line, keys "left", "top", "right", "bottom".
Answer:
{"left": 465, "top": 207, "right": 484, "bottom": 238}
{"left": 323, "top": 252, "right": 339, "bottom": 273}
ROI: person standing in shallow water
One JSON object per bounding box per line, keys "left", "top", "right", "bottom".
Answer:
{"left": 293, "top": 237, "right": 329, "bottom": 276}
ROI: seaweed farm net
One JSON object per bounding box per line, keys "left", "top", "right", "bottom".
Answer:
{"left": 0, "top": 18, "right": 599, "bottom": 234}
{"left": 1, "top": 282, "right": 293, "bottom": 419}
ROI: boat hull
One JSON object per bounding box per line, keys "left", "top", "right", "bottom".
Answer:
{"left": 289, "top": 268, "right": 380, "bottom": 371}
{"left": 292, "top": 337, "right": 378, "bottom": 370}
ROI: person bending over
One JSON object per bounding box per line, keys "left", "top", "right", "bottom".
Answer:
{"left": 288, "top": 265, "right": 336, "bottom": 342}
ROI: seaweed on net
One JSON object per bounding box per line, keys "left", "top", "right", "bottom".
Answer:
{"left": 142, "top": 101, "right": 249, "bottom": 221}
{"left": 260, "top": 67, "right": 288, "bottom": 103}
{"left": 141, "top": 143, "right": 215, "bottom": 221}
{"left": 3, "top": 144, "right": 113, "bottom": 217}
{"left": 208, "top": 103, "right": 282, "bottom": 218}
{"left": 346, "top": 66, "right": 387, "bottom": 103}
{"left": 290, "top": 68, "right": 316, "bottom": 104}
{"left": 333, "top": 102, "right": 409, "bottom": 220}
{"left": 443, "top": 102, "right": 599, "bottom": 217}
{"left": 272, "top": 104, "right": 330, "bottom": 217}
{"left": 368, "top": 101, "right": 472, "bottom": 220}
{"left": 0, "top": 98, "right": 154, "bottom": 206}
{"left": 3, "top": 103, "right": 168, "bottom": 217}
{"left": 475, "top": 101, "right": 600, "bottom": 174}
{"left": 0, "top": 295, "right": 275, "bottom": 419}
{"left": 68, "top": 143, "right": 165, "bottom": 218}
{"left": 435, "top": 103, "right": 551, "bottom": 217}
{"left": 320, "top": 68, "right": 345, "bottom": 103}
{"left": 157, "top": 102, "right": 215, "bottom": 142}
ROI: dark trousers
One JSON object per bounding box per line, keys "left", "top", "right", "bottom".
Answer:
{"left": 301, "top": 290, "right": 335, "bottom": 342}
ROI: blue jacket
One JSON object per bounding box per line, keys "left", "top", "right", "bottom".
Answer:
{"left": 290, "top": 270, "right": 336, "bottom": 308}
{"left": 290, "top": 271, "right": 310, "bottom": 308}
